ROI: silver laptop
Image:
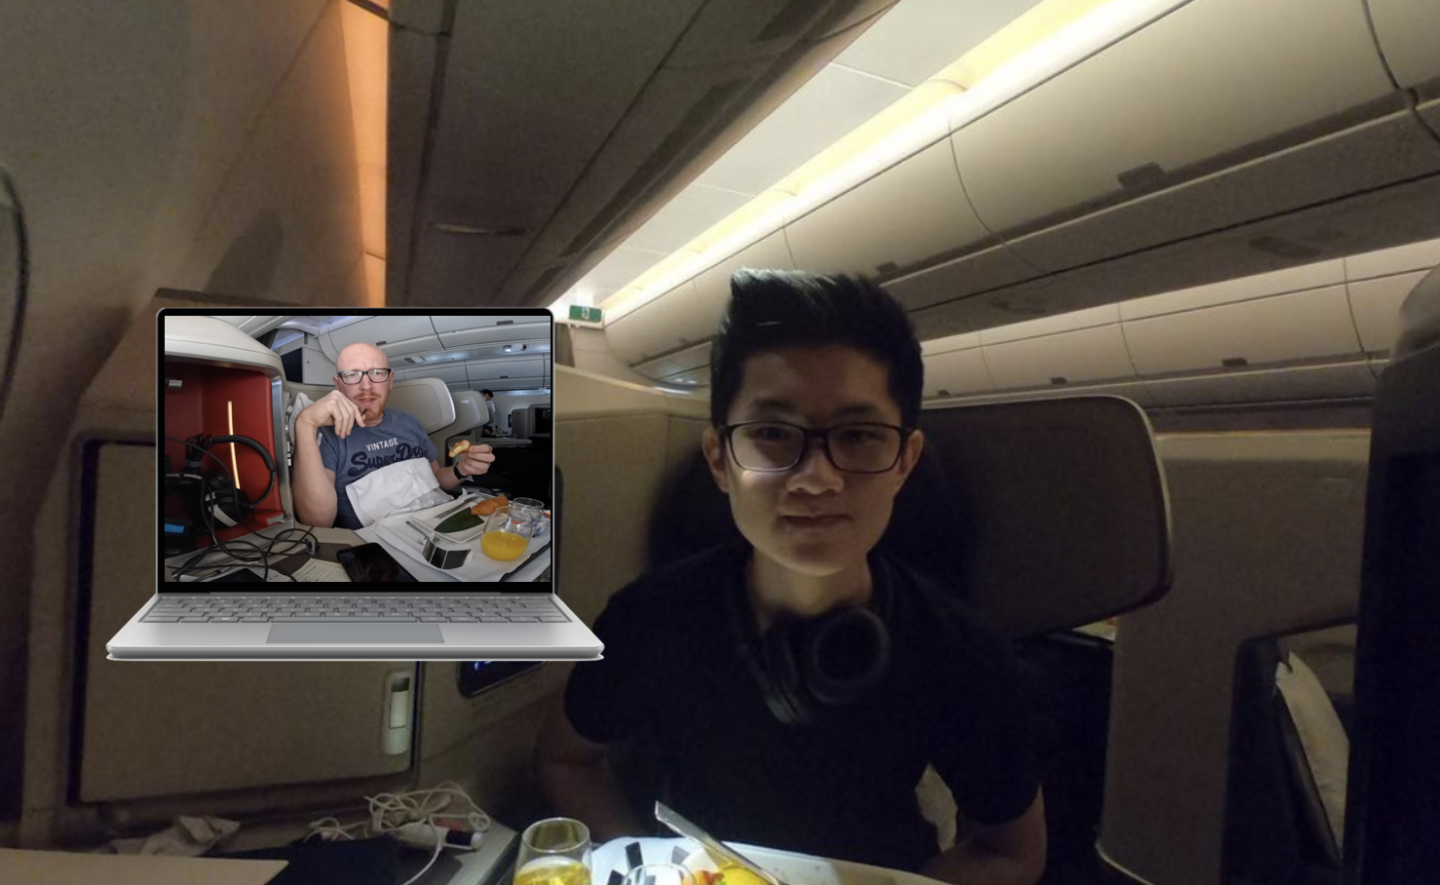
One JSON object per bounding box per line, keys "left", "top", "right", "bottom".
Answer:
{"left": 108, "top": 307, "right": 601, "bottom": 660}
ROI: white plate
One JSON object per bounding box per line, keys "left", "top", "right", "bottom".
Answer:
{"left": 590, "top": 838, "right": 913, "bottom": 885}
{"left": 412, "top": 493, "right": 499, "bottom": 543}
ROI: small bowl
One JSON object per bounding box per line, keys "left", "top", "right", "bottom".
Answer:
{"left": 423, "top": 535, "right": 471, "bottom": 569}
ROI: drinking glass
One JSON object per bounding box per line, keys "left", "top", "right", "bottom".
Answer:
{"left": 514, "top": 818, "right": 592, "bottom": 885}
{"left": 480, "top": 505, "right": 534, "bottom": 561}
{"left": 622, "top": 864, "right": 693, "bottom": 885}
{"left": 511, "top": 497, "right": 547, "bottom": 536}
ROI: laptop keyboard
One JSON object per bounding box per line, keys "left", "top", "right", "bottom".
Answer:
{"left": 141, "top": 596, "right": 570, "bottom": 624}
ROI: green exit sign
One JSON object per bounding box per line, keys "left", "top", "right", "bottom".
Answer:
{"left": 569, "top": 305, "right": 603, "bottom": 323}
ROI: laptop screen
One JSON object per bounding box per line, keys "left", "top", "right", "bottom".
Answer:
{"left": 157, "top": 309, "right": 555, "bottom": 592}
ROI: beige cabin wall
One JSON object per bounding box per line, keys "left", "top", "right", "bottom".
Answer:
{"left": 0, "top": 0, "right": 370, "bottom": 831}
{"left": 1100, "top": 430, "right": 1370, "bottom": 885}
{"left": 565, "top": 325, "right": 658, "bottom": 387}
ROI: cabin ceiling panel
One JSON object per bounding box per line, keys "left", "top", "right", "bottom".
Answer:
{"left": 405, "top": 232, "right": 530, "bottom": 306}
{"left": 693, "top": 63, "right": 908, "bottom": 194}
{"left": 834, "top": 0, "right": 1044, "bottom": 87}
{"left": 623, "top": 185, "right": 756, "bottom": 254}
{"left": 575, "top": 246, "right": 672, "bottom": 300}
{"left": 404, "top": 0, "right": 704, "bottom": 304}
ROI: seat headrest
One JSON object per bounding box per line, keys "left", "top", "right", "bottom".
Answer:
{"left": 448, "top": 390, "right": 485, "bottom": 431}
{"left": 648, "top": 396, "right": 1172, "bottom": 640}
{"left": 387, "top": 377, "right": 456, "bottom": 434}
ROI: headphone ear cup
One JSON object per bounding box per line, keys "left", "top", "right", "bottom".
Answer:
{"left": 802, "top": 607, "right": 891, "bottom": 708}
{"left": 762, "top": 620, "right": 814, "bottom": 726}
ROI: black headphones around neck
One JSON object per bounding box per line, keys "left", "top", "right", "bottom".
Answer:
{"left": 196, "top": 434, "right": 277, "bottom": 528}
{"left": 730, "top": 563, "right": 893, "bottom": 727}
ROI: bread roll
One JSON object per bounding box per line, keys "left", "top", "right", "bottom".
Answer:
{"left": 470, "top": 495, "right": 508, "bottom": 517}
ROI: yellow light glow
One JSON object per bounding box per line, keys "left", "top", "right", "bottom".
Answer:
{"left": 227, "top": 400, "right": 241, "bottom": 492}
{"left": 937, "top": 0, "right": 1118, "bottom": 87}
{"left": 599, "top": 0, "right": 1135, "bottom": 321}
{"left": 341, "top": 1, "right": 389, "bottom": 307}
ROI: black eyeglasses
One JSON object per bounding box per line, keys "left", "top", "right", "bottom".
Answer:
{"left": 721, "top": 421, "right": 912, "bottom": 474}
{"left": 338, "top": 368, "right": 394, "bottom": 384}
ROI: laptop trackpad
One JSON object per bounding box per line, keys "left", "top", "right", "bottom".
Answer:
{"left": 267, "top": 624, "right": 444, "bottom": 644}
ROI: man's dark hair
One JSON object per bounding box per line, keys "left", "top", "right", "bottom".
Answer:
{"left": 709, "top": 269, "right": 923, "bottom": 428}
{"left": 480, "top": 389, "right": 494, "bottom": 397}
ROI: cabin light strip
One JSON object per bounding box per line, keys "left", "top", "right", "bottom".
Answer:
{"left": 228, "top": 400, "right": 241, "bottom": 492}
{"left": 594, "top": 0, "right": 1182, "bottom": 325}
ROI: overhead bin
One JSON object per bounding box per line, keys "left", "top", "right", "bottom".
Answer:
{"left": 635, "top": 342, "right": 710, "bottom": 383}
{"left": 692, "top": 228, "right": 794, "bottom": 312}
{"left": 607, "top": 231, "right": 793, "bottom": 367}
{"left": 1342, "top": 236, "right": 1440, "bottom": 280}
{"left": 605, "top": 279, "right": 703, "bottom": 366}
{"left": 466, "top": 356, "right": 545, "bottom": 391}
{"left": 784, "top": 138, "right": 990, "bottom": 279}
{"left": 1348, "top": 271, "right": 1430, "bottom": 357}
{"left": 981, "top": 305, "right": 1139, "bottom": 391}
{"left": 431, "top": 314, "right": 549, "bottom": 350}
{"left": 887, "top": 241, "right": 1042, "bottom": 316}
{"left": 950, "top": 0, "right": 1407, "bottom": 274}
{"left": 921, "top": 332, "right": 993, "bottom": 399}
{"left": 1121, "top": 285, "right": 1362, "bottom": 376}
{"left": 659, "top": 366, "right": 709, "bottom": 388}
{"left": 401, "top": 363, "right": 468, "bottom": 387}
{"left": 1366, "top": 0, "right": 1440, "bottom": 90}
{"left": 323, "top": 315, "right": 442, "bottom": 360}
{"left": 1141, "top": 361, "right": 1376, "bottom": 408}
{"left": 1121, "top": 259, "right": 1346, "bottom": 319}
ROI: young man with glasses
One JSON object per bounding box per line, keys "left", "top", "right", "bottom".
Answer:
{"left": 537, "top": 271, "right": 1046, "bottom": 885}
{"left": 292, "top": 342, "right": 495, "bottom": 529}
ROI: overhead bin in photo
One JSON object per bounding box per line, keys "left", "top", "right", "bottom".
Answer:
{"left": 950, "top": 0, "right": 1433, "bottom": 275}
{"left": 465, "top": 356, "right": 546, "bottom": 391}
{"left": 431, "top": 313, "right": 548, "bottom": 350}
{"left": 321, "top": 315, "right": 441, "bottom": 360}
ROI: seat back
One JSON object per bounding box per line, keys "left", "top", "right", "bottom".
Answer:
{"left": 386, "top": 377, "right": 455, "bottom": 436}
{"left": 511, "top": 407, "right": 531, "bottom": 440}
{"left": 650, "top": 395, "right": 1172, "bottom": 640}
{"left": 428, "top": 389, "right": 486, "bottom": 462}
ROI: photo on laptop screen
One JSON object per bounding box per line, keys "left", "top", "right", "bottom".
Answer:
{"left": 106, "top": 309, "right": 601, "bottom": 660}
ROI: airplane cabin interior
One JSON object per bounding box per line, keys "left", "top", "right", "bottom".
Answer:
{"left": 1, "top": 1, "right": 1438, "bottom": 884}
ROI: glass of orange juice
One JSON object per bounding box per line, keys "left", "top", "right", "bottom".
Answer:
{"left": 514, "top": 818, "right": 591, "bottom": 885}
{"left": 480, "top": 506, "right": 533, "bottom": 561}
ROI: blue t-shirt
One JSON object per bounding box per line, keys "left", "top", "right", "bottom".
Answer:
{"left": 317, "top": 407, "right": 439, "bottom": 529}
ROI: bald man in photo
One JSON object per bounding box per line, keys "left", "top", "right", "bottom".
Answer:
{"left": 293, "top": 342, "right": 495, "bottom": 529}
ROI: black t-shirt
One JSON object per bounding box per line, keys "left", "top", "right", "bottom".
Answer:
{"left": 564, "top": 542, "right": 1039, "bottom": 872}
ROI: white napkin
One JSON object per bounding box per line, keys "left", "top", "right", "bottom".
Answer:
{"left": 365, "top": 495, "right": 550, "bottom": 582}
{"left": 99, "top": 815, "right": 240, "bottom": 856}
{"left": 344, "top": 457, "right": 452, "bottom": 528}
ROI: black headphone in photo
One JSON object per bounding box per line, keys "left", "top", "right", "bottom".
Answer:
{"left": 189, "top": 433, "right": 277, "bottom": 528}
{"left": 729, "top": 569, "right": 894, "bottom": 727}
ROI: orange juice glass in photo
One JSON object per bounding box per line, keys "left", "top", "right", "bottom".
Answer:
{"left": 480, "top": 505, "right": 533, "bottom": 561}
